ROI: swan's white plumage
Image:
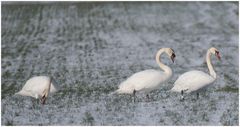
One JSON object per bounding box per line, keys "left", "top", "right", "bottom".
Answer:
{"left": 171, "top": 47, "right": 220, "bottom": 94}
{"left": 114, "top": 48, "right": 175, "bottom": 95}
{"left": 117, "top": 69, "right": 171, "bottom": 94}
{"left": 171, "top": 70, "right": 215, "bottom": 93}
{"left": 16, "top": 76, "right": 57, "bottom": 99}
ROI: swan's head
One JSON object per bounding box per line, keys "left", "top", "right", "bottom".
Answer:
{"left": 209, "top": 47, "right": 221, "bottom": 60}
{"left": 166, "top": 48, "right": 176, "bottom": 63}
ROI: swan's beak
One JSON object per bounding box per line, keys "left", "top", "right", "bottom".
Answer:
{"left": 171, "top": 53, "right": 176, "bottom": 63}
{"left": 215, "top": 51, "right": 221, "bottom": 60}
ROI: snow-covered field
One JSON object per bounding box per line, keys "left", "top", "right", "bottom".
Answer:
{"left": 1, "top": 2, "right": 239, "bottom": 125}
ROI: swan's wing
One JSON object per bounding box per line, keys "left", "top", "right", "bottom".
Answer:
{"left": 15, "top": 89, "right": 38, "bottom": 98}
{"left": 119, "top": 69, "right": 168, "bottom": 92}
{"left": 172, "top": 70, "right": 215, "bottom": 93}
{"left": 21, "top": 76, "right": 49, "bottom": 94}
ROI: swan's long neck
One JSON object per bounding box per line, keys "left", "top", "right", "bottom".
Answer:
{"left": 206, "top": 50, "right": 216, "bottom": 79}
{"left": 156, "top": 49, "right": 172, "bottom": 75}
{"left": 45, "top": 77, "right": 52, "bottom": 96}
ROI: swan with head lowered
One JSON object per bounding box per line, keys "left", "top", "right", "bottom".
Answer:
{"left": 113, "top": 48, "right": 176, "bottom": 101}
{"left": 171, "top": 47, "right": 221, "bottom": 100}
{"left": 15, "top": 76, "right": 57, "bottom": 104}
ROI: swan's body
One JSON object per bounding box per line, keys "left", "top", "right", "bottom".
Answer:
{"left": 114, "top": 48, "right": 175, "bottom": 98}
{"left": 116, "top": 69, "right": 171, "bottom": 94}
{"left": 171, "top": 70, "right": 215, "bottom": 93}
{"left": 15, "top": 76, "right": 57, "bottom": 104}
{"left": 171, "top": 47, "right": 221, "bottom": 97}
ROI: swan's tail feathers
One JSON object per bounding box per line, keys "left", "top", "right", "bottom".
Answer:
{"left": 14, "top": 91, "right": 23, "bottom": 98}
{"left": 170, "top": 83, "right": 182, "bottom": 92}
{"left": 15, "top": 91, "right": 22, "bottom": 95}
{"left": 171, "top": 86, "right": 189, "bottom": 93}
{"left": 14, "top": 90, "right": 29, "bottom": 97}
{"left": 109, "top": 89, "right": 121, "bottom": 95}
{"left": 170, "top": 86, "right": 178, "bottom": 92}
{"left": 171, "top": 88, "right": 182, "bottom": 93}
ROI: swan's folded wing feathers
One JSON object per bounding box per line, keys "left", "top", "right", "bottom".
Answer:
{"left": 127, "top": 69, "right": 166, "bottom": 91}
{"left": 173, "top": 70, "right": 215, "bottom": 92}
{"left": 117, "top": 68, "right": 171, "bottom": 94}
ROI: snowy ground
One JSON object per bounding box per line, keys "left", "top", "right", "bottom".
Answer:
{"left": 1, "top": 2, "right": 239, "bottom": 125}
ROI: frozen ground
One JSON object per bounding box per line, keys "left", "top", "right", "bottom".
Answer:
{"left": 1, "top": 2, "right": 239, "bottom": 126}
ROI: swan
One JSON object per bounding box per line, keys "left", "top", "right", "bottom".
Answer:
{"left": 15, "top": 76, "right": 57, "bottom": 104}
{"left": 113, "top": 48, "right": 176, "bottom": 101}
{"left": 171, "top": 47, "right": 221, "bottom": 100}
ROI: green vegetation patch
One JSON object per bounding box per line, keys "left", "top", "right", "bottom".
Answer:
{"left": 216, "top": 86, "right": 239, "bottom": 93}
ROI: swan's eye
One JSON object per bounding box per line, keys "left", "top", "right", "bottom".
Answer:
{"left": 215, "top": 50, "right": 219, "bottom": 55}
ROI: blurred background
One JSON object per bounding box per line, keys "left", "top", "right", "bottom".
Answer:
{"left": 1, "top": 2, "right": 239, "bottom": 125}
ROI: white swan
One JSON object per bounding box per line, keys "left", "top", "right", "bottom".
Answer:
{"left": 15, "top": 76, "right": 57, "bottom": 104}
{"left": 113, "top": 48, "right": 176, "bottom": 101}
{"left": 171, "top": 47, "right": 221, "bottom": 100}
